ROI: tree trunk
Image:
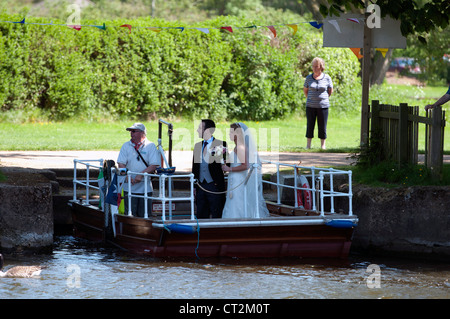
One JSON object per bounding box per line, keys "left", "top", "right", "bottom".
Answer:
{"left": 371, "top": 49, "right": 393, "bottom": 85}
{"left": 302, "top": 0, "right": 328, "bottom": 20}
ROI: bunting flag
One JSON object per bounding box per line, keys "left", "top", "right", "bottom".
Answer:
{"left": 328, "top": 20, "right": 341, "bottom": 33}
{"left": 195, "top": 27, "right": 209, "bottom": 34}
{"left": 120, "top": 24, "right": 132, "bottom": 33}
{"left": 13, "top": 18, "right": 25, "bottom": 24}
{"left": 309, "top": 21, "right": 323, "bottom": 29}
{"left": 105, "top": 174, "right": 118, "bottom": 206}
{"left": 68, "top": 25, "right": 81, "bottom": 31}
{"left": 1, "top": 15, "right": 376, "bottom": 40}
{"left": 266, "top": 25, "right": 277, "bottom": 38}
{"left": 376, "top": 48, "right": 389, "bottom": 58}
{"left": 286, "top": 24, "right": 298, "bottom": 35}
{"left": 118, "top": 188, "right": 125, "bottom": 215}
{"left": 94, "top": 22, "right": 106, "bottom": 30}
{"left": 220, "top": 26, "right": 233, "bottom": 33}
{"left": 350, "top": 48, "right": 363, "bottom": 59}
{"left": 347, "top": 18, "right": 360, "bottom": 23}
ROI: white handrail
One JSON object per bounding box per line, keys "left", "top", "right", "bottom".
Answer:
{"left": 124, "top": 170, "right": 195, "bottom": 221}
{"left": 318, "top": 169, "right": 353, "bottom": 216}
{"left": 260, "top": 159, "right": 353, "bottom": 216}
{"left": 72, "top": 158, "right": 353, "bottom": 219}
{"left": 72, "top": 159, "right": 103, "bottom": 206}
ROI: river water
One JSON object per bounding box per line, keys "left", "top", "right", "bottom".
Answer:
{"left": 0, "top": 235, "right": 449, "bottom": 300}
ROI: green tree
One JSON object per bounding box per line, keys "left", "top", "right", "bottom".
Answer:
{"left": 400, "top": 27, "right": 450, "bottom": 84}
{"left": 318, "top": 0, "right": 449, "bottom": 42}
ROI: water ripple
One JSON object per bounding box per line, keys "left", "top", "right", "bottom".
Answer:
{"left": 0, "top": 236, "right": 449, "bottom": 299}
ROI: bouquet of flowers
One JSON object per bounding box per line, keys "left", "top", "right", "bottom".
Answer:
{"left": 209, "top": 145, "right": 227, "bottom": 157}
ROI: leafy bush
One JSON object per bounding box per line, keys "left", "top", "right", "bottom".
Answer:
{"left": 0, "top": 13, "right": 360, "bottom": 122}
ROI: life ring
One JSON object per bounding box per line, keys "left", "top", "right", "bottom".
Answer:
{"left": 296, "top": 175, "right": 312, "bottom": 210}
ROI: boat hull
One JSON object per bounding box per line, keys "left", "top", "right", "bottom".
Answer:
{"left": 71, "top": 202, "right": 106, "bottom": 242}
{"left": 71, "top": 202, "right": 355, "bottom": 259}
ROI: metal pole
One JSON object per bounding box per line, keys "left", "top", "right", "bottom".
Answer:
{"left": 190, "top": 174, "right": 195, "bottom": 220}
{"left": 276, "top": 163, "right": 280, "bottom": 204}
{"left": 360, "top": 12, "right": 372, "bottom": 146}
{"left": 348, "top": 170, "right": 353, "bottom": 216}
{"left": 85, "top": 164, "right": 90, "bottom": 205}
{"left": 329, "top": 170, "right": 335, "bottom": 214}
{"left": 294, "top": 164, "right": 298, "bottom": 208}
{"left": 319, "top": 172, "right": 325, "bottom": 216}
{"left": 73, "top": 161, "right": 77, "bottom": 202}
{"left": 144, "top": 173, "right": 148, "bottom": 218}
{"left": 254, "top": 152, "right": 259, "bottom": 218}
{"left": 127, "top": 174, "right": 132, "bottom": 216}
{"left": 161, "top": 174, "right": 166, "bottom": 222}
{"left": 168, "top": 175, "right": 173, "bottom": 220}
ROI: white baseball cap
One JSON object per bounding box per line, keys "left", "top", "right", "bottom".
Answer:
{"left": 126, "top": 123, "right": 146, "bottom": 134}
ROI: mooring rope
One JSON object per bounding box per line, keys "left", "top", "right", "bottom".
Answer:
{"left": 161, "top": 214, "right": 201, "bottom": 260}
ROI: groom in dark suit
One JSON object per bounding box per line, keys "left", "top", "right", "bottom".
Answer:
{"left": 192, "top": 119, "right": 227, "bottom": 218}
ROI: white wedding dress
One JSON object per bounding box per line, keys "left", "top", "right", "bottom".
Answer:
{"left": 222, "top": 126, "right": 270, "bottom": 219}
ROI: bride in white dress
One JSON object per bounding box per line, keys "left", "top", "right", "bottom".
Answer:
{"left": 221, "top": 122, "right": 269, "bottom": 219}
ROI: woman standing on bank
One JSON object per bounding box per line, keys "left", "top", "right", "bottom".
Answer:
{"left": 303, "top": 57, "right": 333, "bottom": 149}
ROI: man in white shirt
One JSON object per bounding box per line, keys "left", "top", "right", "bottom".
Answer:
{"left": 117, "top": 123, "right": 160, "bottom": 217}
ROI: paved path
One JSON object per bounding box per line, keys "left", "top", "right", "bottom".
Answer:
{"left": 0, "top": 150, "right": 356, "bottom": 173}
{"left": 1, "top": 150, "right": 447, "bottom": 173}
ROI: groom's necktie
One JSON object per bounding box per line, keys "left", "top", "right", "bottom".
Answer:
{"left": 202, "top": 140, "right": 208, "bottom": 158}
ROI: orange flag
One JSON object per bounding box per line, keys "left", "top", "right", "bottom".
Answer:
{"left": 350, "top": 48, "right": 363, "bottom": 59}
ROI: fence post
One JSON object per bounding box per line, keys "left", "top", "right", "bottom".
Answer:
{"left": 370, "top": 100, "right": 380, "bottom": 132}
{"left": 370, "top": 100, "right": 381, "bottom": 163}
{"left": 398, "top": 103, "right": 409, "bottom": 166}
{"left": 360, "top": 12, "right": 372, "bottom": 147}
{"left": 429, "top": 105, "right": 444, "bottom": 181}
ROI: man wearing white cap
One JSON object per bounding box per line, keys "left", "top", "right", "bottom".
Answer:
{"left": 117, "top": 123, "right": 160, "bottom": 217}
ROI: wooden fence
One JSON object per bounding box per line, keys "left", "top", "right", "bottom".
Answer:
{"left": 368, "top": 100, "right": 446, "bottom": 180}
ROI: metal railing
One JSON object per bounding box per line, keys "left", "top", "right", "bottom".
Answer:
{"left": 260, "top": 160, "right": 353, "bottom": 216}
{"left": 123, "top": 171, "right": 195, "bottom": 221}
{"left": 72, "top": 159, "right": 104, "bottom": 206}
{"left": 72, "top": 158, "right": 353, "bottom": 220}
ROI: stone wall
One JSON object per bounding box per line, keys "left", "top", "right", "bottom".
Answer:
{"left": 279, "top": 174, "right": 450, "bottom": 259}
{"left": 0, "top": 168, "right": 54, "bottom": 253}
{"left": 344, "top": 185, "right": 450, "bottom": 259}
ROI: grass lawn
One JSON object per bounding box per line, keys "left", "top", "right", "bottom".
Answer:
{"left": 1, "top": 111, "right": 447, "bottom": 153}
{"left": 0, "top": 114, "right": 366, "bottom": 152}
{"left": 0, "top": 83, "right": 448, "bottom": 153}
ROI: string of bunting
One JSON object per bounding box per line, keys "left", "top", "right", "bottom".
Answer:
{"left": 1, "top": 16, "right": 388, "bottom": 59}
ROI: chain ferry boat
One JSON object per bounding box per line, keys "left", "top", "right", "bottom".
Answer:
{"left": 69, "top": 120, "right": 357, "bottom": 259}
